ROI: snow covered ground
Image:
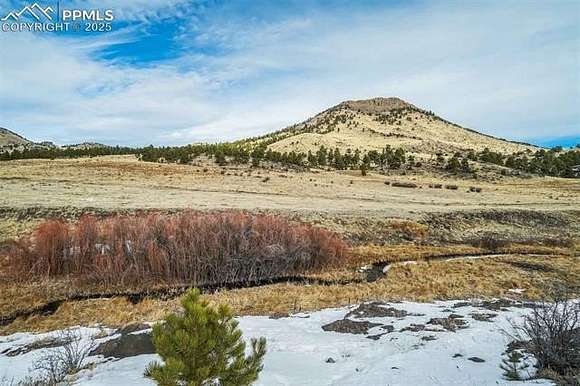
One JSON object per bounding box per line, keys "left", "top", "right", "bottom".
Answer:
{"left": 0, "top": 300, "right": 553, "bottom": 386}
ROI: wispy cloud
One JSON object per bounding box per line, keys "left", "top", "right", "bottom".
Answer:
{"left": 0, "top": 0, "right": 578, "bottom": 146}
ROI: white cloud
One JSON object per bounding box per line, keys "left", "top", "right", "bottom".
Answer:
{"left": 0, "top": 0, "right": 578, "bottom": 146}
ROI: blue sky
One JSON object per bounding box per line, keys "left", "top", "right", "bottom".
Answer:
{"left": 0, "top": 0, "right": 578, "bottom": 147}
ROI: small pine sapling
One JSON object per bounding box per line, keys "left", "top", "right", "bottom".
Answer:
{"left": 500, "top": 350, "right": 529, "bottom": 381}
{"left": 145, "top": 289, "right": 267, "bottom": 386}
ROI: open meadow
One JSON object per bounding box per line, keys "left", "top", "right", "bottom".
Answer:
{"left": 0, "top": 154, "right": 577, "bottom": 332}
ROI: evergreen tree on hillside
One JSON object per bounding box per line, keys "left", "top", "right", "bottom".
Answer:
{"left": 460, "top": 157, "right": 471, "bottom": 173}
{"left": 145, "top": 289, "right": 267, "bottom": 386}
{"left": 360, "top": 160, "right": 369, "bottom": 176}
{"left": 445, "top": 155, "right": 461, "bottom": 173}
{"left": 316, "top": 146, "right": 328, "bottom": 166}
{"left": 215, "top": 150, "right": 227, "bottom": 166}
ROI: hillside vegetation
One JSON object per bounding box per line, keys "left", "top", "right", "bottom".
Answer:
{"left": 0, "top": 127, "right": 31, "bottom": 148}
{"left": 243, "top": 97, "right": 539, "bottom": 155}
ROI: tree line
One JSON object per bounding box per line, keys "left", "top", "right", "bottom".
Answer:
{"left": 0, "top": 145, "right": 140, "bottom": 161}
{"left": 2, "top": 139, "right": 578, "bottom": 178}
{"left": 139, "top": 142, "right": 413, "bottom": 171}
{"left": 473, "top": 146, "right": 580, "bottom": 178}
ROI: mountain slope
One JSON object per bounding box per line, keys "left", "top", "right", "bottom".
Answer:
{"left": 0, "top": 128, "right": 108, "bottom": 151}
{"left": 252, "top": 97, "right": 538, "bottom": 156}
{"left": 0, "top": 127, "right": 32, "bottom": 148}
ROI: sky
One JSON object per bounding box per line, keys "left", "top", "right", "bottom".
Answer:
{"left": 0, "top": 0, "right": 578, "bottom": 147}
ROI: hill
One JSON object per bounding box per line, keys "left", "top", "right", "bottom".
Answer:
{"left": 0, "top": 127, "right": 32, "bottom": 148}
{"left": 249, "top": 97, "right": 539, "bottom": 157}
{"left": 0, "top": 128, "right": 107, "bottom": 152}
{"left": 62, "top": 142, "right": 108, "bottom": 150}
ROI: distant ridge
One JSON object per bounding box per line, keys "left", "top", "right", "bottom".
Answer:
{"left": 0, "top": 127, "right": 106, "bottom": 151}
{"left": 0, "top": 127, "right": 32, "bottom": 147}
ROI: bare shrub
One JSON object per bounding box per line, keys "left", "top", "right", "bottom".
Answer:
{"left": 507, "top": 289, "right": 579, "bottom": 384}
{"left": 466, "top": 234, "right": 575, "bottom": 251}
{"left": 445, "top": 184, "right": 459, "bottom": 190}
{"left": 9, "top": 211, "right": 349, "bottom": 287}
{"left": 31, "top": 329, "right": 97, "bottom": 385}
{"left": 390, "top": 221, "right": 428, "bottom": 240}
{"left": 391, "top": 182, "right": 418, "bottom": 188}
{"left": 468, "top": 233, "right": 510, "bottom": 251}
{"left": 539, "top": 237, "right": 576, "bottom": 249}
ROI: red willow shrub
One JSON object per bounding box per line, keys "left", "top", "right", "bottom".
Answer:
{"left": 9, "top": 211, "right": 349, "bottom": 287}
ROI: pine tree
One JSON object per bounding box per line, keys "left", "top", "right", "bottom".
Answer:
{"left": 215, "top": 150, "right": 227, "bottom": 166}
{"left": 360, "top": 162, "right": 369, "bottom": 176}
{"left": 460, "top": 157, "right": 470, "bottom": 173}
{"left": 500, "top": 350, "right": 529, "bottom": 381}
{"left": 145, "top": 289, "right": 267, "bottom": 386}
{"left": 445, "top": 156, "right": 461, "bottom": 173}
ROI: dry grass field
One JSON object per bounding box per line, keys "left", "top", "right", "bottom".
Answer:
{"left": 0, "top": 154, "right": 578, "bottom": 334}
{"left": 2, "top": 252, "right": 577, "bottom": 334}
{"left": 0, "top": 155, "right": 577, "bottom": 217}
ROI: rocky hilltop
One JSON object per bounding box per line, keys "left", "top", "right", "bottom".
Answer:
{"left": 252, "top": 97, "right": 538, "bottom": 157}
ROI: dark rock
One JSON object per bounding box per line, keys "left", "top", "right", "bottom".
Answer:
{"left": 118, "top": 323, "right": 150, "bottom": 335}
{"left": 452, "top": 301, "right": 472, "bottom": 308}
{"left": 480, "top": 299, "right": 516, "bottom": 311}
{"left": 453, "top": 353, "right": 463, "bottom": 358}
{"left": 269, "top": 313, "right": 290, "bottom": 319}
{"left": 400, "top": 324, "right": 426, "bottom": 332}
{"left": 366, "top": 333, "right": 388, "bottom": 341}
{"left": 89, "top": 332, "right": 154, "bottom": 359}
{"left": 325, "top": 357, "right": 336, "bottom": 363}
{"left": 427, "top": 317, "right": 468, "bottom": 332}
{"left": 345, "top": 302, "right": 408, "bottom": 319}
{"left": 470, "top": 313, "right": 497, "bottom": 322}
{"left": 1, "top": 336, "right": 67, "bottom": 357}
{"left": 421, "top": 335, "right": 437, "bottom": 341}
{"left": 467, "top": 356, "right": 485, "bottom": 363}
{"left": 365, "top": 265, "right": 387, "bottom": 282}
{"left": 322, "top": 319, "right": 381, "bottom": 335}
{"left": 448, "top": 314, "right": 464, "bottom": 319}
{"left": 380, "top": 325, "right": 395, "bottom": 333}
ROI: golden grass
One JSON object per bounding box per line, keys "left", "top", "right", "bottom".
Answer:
{"left": 350, "top": 244, "right": 484, "bottom": 265}
{"left": 1, "top": 156, "right": 578, "bottom": 222}
{"left": 2, "top": 253, "right": 577, "bottom": 334}
{"left": 350, "top": 243, "right": 576, "bottom": 266}
{"left": 0, "top": 242, "right": 574, "bottom": 318}
{"left": 0, "top": 217, "right": 40, "bottom": 242}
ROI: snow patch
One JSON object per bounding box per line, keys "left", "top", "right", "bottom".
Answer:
{"left": 0, "top": 301, "right": 555, "bottom": 386}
